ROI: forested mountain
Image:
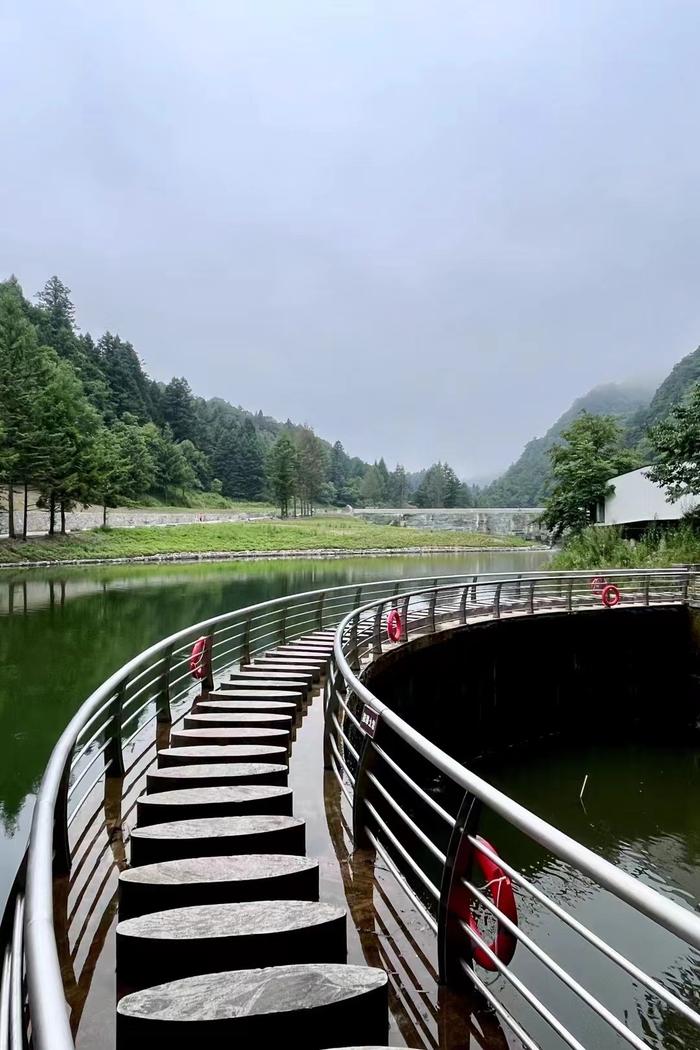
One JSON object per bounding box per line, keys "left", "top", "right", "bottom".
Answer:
{"left": 481, "top": 382, "right": 655, "bottom": 507}
{"left": 625, "top": 344, "right": 700, "bottom": 452}
{"left": 0, "top": 274, "right": 478, "bottom": 537}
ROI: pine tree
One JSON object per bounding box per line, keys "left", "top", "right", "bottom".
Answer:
{"left": 0, "top": 287, "right": 53, "bottom": 537}
{"left": 163, "top": 377, "right": 197, "bottom": 443}
{"left": 295, "top": 427, "right": 327, "bottom": 515}
{"left": 267, "top": 434, "right": 298, "bottom": 516}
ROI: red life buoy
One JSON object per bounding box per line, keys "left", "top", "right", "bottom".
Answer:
{"left": 467, "top": 838, "right": 518, "bottom": 970}
{"left": 601, "top": 584, "right": 621, "bottom": 608}
{"left": 386, "top": 609, "right": 403, "bottom": 642}
{"left": 590, "top": 576, "right": 607, "bottom": 595}
{"left": 189, "top": 636, "right": 208, "bottom": 679}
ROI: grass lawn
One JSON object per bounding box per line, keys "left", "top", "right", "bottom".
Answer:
{"left": 0, "top": 516, "right": 533, "bottom": 565}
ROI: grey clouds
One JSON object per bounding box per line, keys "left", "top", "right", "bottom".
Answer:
{"left": 2, "top": 1, "right": 700, "bottom": 476}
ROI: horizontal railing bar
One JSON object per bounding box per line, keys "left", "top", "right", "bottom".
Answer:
{"left": 366, "top": 770, "right": 447, "bottom": 865}
{"left": 463, "top": 878, "right": 651, "bottom": 1050}
{"left": 66, "top": 766, "right": 110, "bottom": 828}
{"left": 329, "top": 734, "right": 356, "bottom": 786}
{"left": 122, "top": 709, "right": 160, "bottom": 751}
{"left": 120, "top": 694, "right": 159, "bottom": 734}
{"left": 460, "top": 920, "right": 586, "bottom": 1050}
{"left": 74, "top": 694, "right": 118, "bottom": 742}
{"left": 331, "top": 714, "right": 360, "bottom": 761}
{"left": 459, "top": 961, "right": 542, "bottom": 1050}
{"left": 467, "top": 837, "right": 700, "bottom": 1027}
{"left": 365, "top": 826, "right": 438, "bottom": 934}
{"left": 70, "top": 716, "right": 114, "bottom": 771}
{"left": 0, "top": 943, "right": 11, "bottom": 1050}
{"left": 66, "top": 739, "right": 111, "bottom": 801}
{"left": 371, "top": 742, "right": 456, "bottom": 827}
{"left": 329, "top": 755, "right": 353, "bottom": 807}
{"left": 364, "top": 799, "right": 440, "bottom": 901}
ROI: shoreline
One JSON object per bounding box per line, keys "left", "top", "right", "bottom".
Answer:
{"left": 0, "top": 544, "right": 549, "bottom": 572}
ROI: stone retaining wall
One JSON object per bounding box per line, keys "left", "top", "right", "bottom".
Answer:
{"left": 354, "top": 507, "right": 549, "bottom": 539}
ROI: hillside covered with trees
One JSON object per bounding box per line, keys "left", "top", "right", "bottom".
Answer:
{"left": 481, "top": 382, "right": 656, "bottom": 507}
{"left": 0, "top": 275, "right": 479, "bottom": 538}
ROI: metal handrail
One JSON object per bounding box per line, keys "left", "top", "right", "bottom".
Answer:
{"left": 3, "top": 565, "right": 699, "bottom": 1050}
{"left": 14, "top": 567, "right": 537, "bottom": 1050}
{"left": 330, "top": 568, "right": 700, "bottom": 1049}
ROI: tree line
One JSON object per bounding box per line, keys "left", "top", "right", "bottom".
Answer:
{"left": 0, "top": 275, "right": 478, "bottom": 537}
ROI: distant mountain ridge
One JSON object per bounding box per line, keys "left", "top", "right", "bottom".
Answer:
{"left": 481, "top": 382, "right": 655, "bottom": 508}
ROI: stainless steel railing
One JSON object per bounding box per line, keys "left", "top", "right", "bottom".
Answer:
{"left": 4, "top": 568, "right": 529, "bottom": 1050}
{"left": 2, "top": 566, "right": 699, "bottom": 1050}
{"left": 327, "top": 568, "right": 700, "bottom": 1049}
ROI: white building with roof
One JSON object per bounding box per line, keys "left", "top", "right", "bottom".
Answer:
{"left": 596, "top": 466, "right": 700, "bottom": 530}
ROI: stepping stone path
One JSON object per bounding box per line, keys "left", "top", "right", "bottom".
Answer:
{"left": 116, "top": 629, "right": 392, "bottom": 1050}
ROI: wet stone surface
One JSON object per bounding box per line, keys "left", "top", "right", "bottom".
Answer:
{"left": 117, "top": 901, "right": 347, "bottom": 989}
{"left": 129, "top": 814, "right": 306, "bottom": 866}
{"left": 157, "top": 744, "right": 288, "bottom": 768}
{"left": 146, "top": 762, "right": 288, "bottom": 792}
{"left": 136, "top": 784, "right": 294, "bottom": 826}
{"left": 169, "top": 726, "right": 290, "bottom": 748}
{"left": 117, "top": 964, "right": 389, "bottom": 1049}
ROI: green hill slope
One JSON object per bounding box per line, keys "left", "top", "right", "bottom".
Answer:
{"left": 482, "top": 382, "right": 654, "bottom": 507}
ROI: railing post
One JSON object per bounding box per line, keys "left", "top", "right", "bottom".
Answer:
{"left": 317, "top": 591, "right": 326, "bottom": 629}
{"left": 157, "top": 645, "right": 173, "bottom": 724}
{"left": 323, "top": 667, "right": 339, "bottom": 771}
{"left": 401, "top": 593, "right": 411, "bottom": 640}
{"left": 349, "top": 612, "right": 361, "bottom": 673}
{"left": 528, "top": 578, "right": 535, "bottom": 615}
{"left": 106, "top": 682, "right": 125, "bottom": 778}
{"left": 682, "top": 573, "right": 689, "bottom": 603}
{"left": 437, "top": 790, "right": 483, "bottom": 986}
{"left": 643, "top": 575, "right": 650, "bottom": 606}
{"left": 566, "top": 578, "right": 574, "bottom": 613}
{"left": 459, "top": 584, "right": 468, "bottom": 625}
{"left": 351, "top": 710, "right": 381, "bottom": 849}
{"left": 201, "top": 632, "right": 215, "bottom": 694}
{"left": 242, "top": 616, "right": 252, "bottom": 666}
{"left": 372, "top": 602, "right": 385, "bottom": 659}
{"left": 515, "top": 573, "right": 522, "bottom": 600}
{"left": 493, "top": 582, "right": 502, "bottom": 620}
{"left": 471, "top": 575, "right": 478, "bottom": 602}
{"left": 429, "top": 590, "right": 438, "bottom": 633}
{"left": 52, "top": 754, "right": 72, "bottom": 877}
{"left": 279, "top": 604, "right": 287, "bottom": 646}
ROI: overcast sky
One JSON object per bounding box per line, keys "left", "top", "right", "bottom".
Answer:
{"left": 2, "top": 2, "right": 700, "bottom": 477}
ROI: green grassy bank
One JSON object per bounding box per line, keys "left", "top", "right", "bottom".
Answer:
{"left": 0, "top": 516, "right": 533, "bottom": 565}
{"left": 551, "top": 524, "right": 700, "bottom": 570}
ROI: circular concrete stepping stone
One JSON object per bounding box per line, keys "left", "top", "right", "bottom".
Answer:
{"left": 117, "top": 900, "right": 347, "bottom": 990}
{"left": 194, "top": 699, "right": 297, "bottom": 721}
{"left": 157, "top": 745, "right": 287, "bottom": 769}
{"left": 169, "top": 726, "right": 290, "bottom": 749}
{"left": 147, "top": 763, "right": 288, "bottom": 793}
{"left": 184, "top": 711, "right": 293, "bottom": 732}
{"left": 130, "top": 814, "right": 305, "bottom": 866}
{"left": 255, "top": 658, "right": 321, "bottom": 681}
{"left": 118, "top": 854, "right": 319, "bottom": 919}
{"left": 228, "top": 673, "right": 311, "bottom": 696}
{"left": 117, "top": 964, "right": 389, "bottom": 1048}
{"left": 238, "top": 666, "right": 314, "bottom": 684}
{"left": 136, "top": 784, "right": 293, "bottom": 827}
{"left": 209, "top": 687, "right": 304, "bottom": 708}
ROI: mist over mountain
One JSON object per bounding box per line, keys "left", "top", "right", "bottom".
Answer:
{"left": 481, "top": 382, "right": 656, "bottom": 508}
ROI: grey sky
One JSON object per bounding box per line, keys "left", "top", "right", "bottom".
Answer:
{"left": 2, "top": 1, "right": 700, "bottom": 477}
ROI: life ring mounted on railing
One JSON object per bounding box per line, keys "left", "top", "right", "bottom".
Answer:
{"left": 467, "top": 838, "right": 518, "bottom": 970}
{"left": 601, "top": 584, "right": 621, "bottom": 608}
{"left": 386, "top": 608, "right": 403, "bottom": 642}
{"left": 189, "top": 636, "right": 209, "bottom": 680}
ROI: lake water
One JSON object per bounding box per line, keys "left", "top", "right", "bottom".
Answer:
{"left": 0, "top": 549, "right": 549, "bottom": 913}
